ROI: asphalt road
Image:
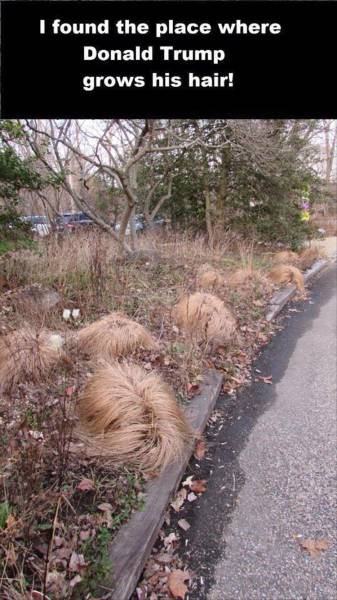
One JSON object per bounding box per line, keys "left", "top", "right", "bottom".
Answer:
{"left": 179, "top": 263, "right": 337, "bottom": 600}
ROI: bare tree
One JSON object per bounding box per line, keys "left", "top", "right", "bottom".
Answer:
{"left": 322, "top": 120, "right": 337, "bottom": 185}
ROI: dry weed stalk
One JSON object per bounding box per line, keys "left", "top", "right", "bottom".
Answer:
{"left": 77, "top": 362, "right": 193, "bottom": 472}
{"left": 76, "top": 312, "right": 158, "bottom": 360}
{"left": 173, "top": 292, "right": 236, "bottom": 347}
{"left": 268, "top": 265, "right": 305, "bottom": 293}
{"left": 0, "top": 327, "right": 65, "bottom": 392}
{"left": 196, "top": 264, "right": 224, "bottom": 289}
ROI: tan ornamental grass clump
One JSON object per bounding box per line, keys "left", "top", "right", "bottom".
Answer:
{"left": 173, "top": 292, "right": 236, "bottom": 346}
{"left": 272, "top": 250, "right": 299, "bottom": 265}
{"left": 0, "top": 327, "right": 65, "bottom": 392}
{"left": 268, "top": 265, "right": 305, "bottom": 293}
{"left": 228, "top": 268, "right": 271, "bottom": 291}
{"left": 298, "top": 246, "right": 326, "bottom": 270}
{"left": 77, "top": 362, "right": 193, "bottom": 472}
{"left": 76, "top": 312, "right": 158, "bottom": 361}
{"left": 196, "top": 264, "right": 224, "bottom": 289}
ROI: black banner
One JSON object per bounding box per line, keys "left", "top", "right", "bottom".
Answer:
{"left": 1, "top": 1, "right": 337, "bottom": 118}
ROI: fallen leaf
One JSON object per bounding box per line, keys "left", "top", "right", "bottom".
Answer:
{"left": 79, "top": 529, "right": 91, "bottom": 541}
{"left": 46, "top": 571, "right": 67, "bottom": 596}
{"left": 168, "top": 569, "right": 190, "bottom": 599}
{"left": 253, "top": 299, "right": 264, "bottom": 307}
{"left": 178, "top": 519, "right": 190, "bottom": 531}
{"left": 187, "top": 492, "right": 197, "bottom": 502}
{"left": 256, "top": 375, "right": 273, "bottom": 384}
{"left": 182, "top": 475, "right": 194, "bottom": 488}
{"left": 97, "top": 502, "right": 113, "bottom": 511}
{"left": 163, "top": 532, "right": 178, "bottom": 548}
{"left": 53, "top": 536, "right": 64, "bottom": 548}
{"left": 69, "top": 574, "right": 82, "bottom": 588}
{"left": 193, "top": 439, "right": 206, "bottom": 460}
{"left": 31, "top": 592, "right": 51, "bottom": 600}
{"left": 298, "top": 538, "right": 330, "bottom": 557}
{"left": 69, "top": 552, "right": 87, "bottom": 573}
{"left": 190, "top": 479, "right": 207, "bottom": 494}
{"left": 170, "top": 488, "right": 187, "bottom": 512}
{"left": 65, "top": 386, "right": 76, "bottom": 397}
{"left": 187, "top": 382, "right": 199, "bottom": 396}
{"left": 77, "top": 478, "right": 95, "bottom": 492}
{"left": 6, "top": 514, "right": 17, "bottom": 529}
{"left": 155, "top": 553, "right": 174, "bottom": 564}
{"left": 97, "top": 503, "right": 113, "bottom": 528}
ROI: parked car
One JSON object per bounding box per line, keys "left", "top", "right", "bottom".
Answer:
{"left": 113, "top": 215, "right": 166, "bottom": 235}
{"left": 21, "top": 215, "right": 51, "bottom": 237}
{"left": 54, "top": 212, "right": 94, "bottom": 233}
{"left": 113, "top": 215, "right": 145, "bottom": 236}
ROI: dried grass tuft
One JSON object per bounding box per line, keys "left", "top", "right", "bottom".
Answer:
{"left": 298, "top": 246, "right": 326, "bottom": 270}
{"left": 77, "top": 361, "right": 193, "bottom": 472}
{"left": 0, "top": 327, "right": 66, "bottom": 392}
{"left": 228, "top": 268, "right": 271, "bottom": 290}
{"left": 196, "top": 264, "right": 224, "bottom": 289}
{"left": 272, "top": 250, "right": 299, "bottom": 265}
{"left": 76, "top": 312, "right": 158, "bottom": 361}
{"left": 172, "top": 292, "right": 236, "bottom": 347}
{"left": 268, "top": 265, "right": 305, "bottom": 293}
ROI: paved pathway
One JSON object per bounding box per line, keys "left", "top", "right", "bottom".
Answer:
{"left": 180, "top": 264, "right": 337, "bottom": 600}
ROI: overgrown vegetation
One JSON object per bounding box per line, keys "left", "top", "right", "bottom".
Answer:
{"left": 0, "top": 116, "right": 334, "bottom": 599}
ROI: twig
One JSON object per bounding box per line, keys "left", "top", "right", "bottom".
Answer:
{"left": 42, "top": 495, "right": 62, "bottom": 596}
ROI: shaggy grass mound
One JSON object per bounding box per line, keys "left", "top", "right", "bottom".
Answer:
{"left": 228, "top": 267, "right": 271, "bottom": 290}
{"left": 173, "top": 292, "right": 236, "bottom": 348}
{"left": 0, "top": 327, "right": 65, "bottom": 392}
{"left": 298, "top": 246, "right": 326, "bottom": 270}
{"left": 196, "top": 264, "right": 224, "bottom": 290}
{"left": 77, "top": 362, "right": 193, "bottom": 473}
{"left": 268, "top": 264, "right": 305, "bottom": 293}
{"left": 76, "top": 312, "right": 158, "bottom": 361}
{"left": 272, "top": 250, "right": 299, "bottom": 265}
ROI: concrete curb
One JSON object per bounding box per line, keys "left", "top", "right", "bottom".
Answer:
{"left": 266, "top": 258, "right": 329, "bottom": 322}
{"left": 97, "top": 369, "right": 224, "bottom": 600}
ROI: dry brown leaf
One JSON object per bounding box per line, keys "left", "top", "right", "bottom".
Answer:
{"left": 190, "top": 479, "right": 207, "bottom": 494}
{"left": 31, "top": 592, "right": 51, "bottom": 600}
{"left": 163, "top": 532, "right": 178, "bottom": 548}
{"left": 170, "top": 488, "right": 187, "bottom": 512}
{"left": 194, "top": 438, "right": 206, "bottom": 460}
{"left": 168, "top": 569, "right": 190, "bottom": 599}
{"left": 69, "top": 574, "right": 82, "bottom": 588}
{"left": 155, "top": 553, "right": 174, "bottom": 564}
{"left": 97, "top": 502, "right": 113, "bottom": 511}
{"left": 187, "top": 382, "right": 200, "bottom": 397}
{"left": 178, "top": 518, "right": 190, "bottom": 531}
{"left": 298, "top": 538, "right": 330, "bottom": 557}
{"left": 6, "top": 513, "right": 17, "bottom": 529}
{"left": 69, "top": 551, "right": 87, "bottom": 573}
{"left": 97, "top": 503, "right": 113, "bottom": 528}
{"left": 76, "top": 478, "right": 95, "bottom": 492}
{"left": 79, "top": 529, "right": 91, "bottom": 541}
{"left": 256, "top": 374, "right": 273, "bottom": 384}
{"left": 66, "top": 385, "right": 76, "bottom": 396}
